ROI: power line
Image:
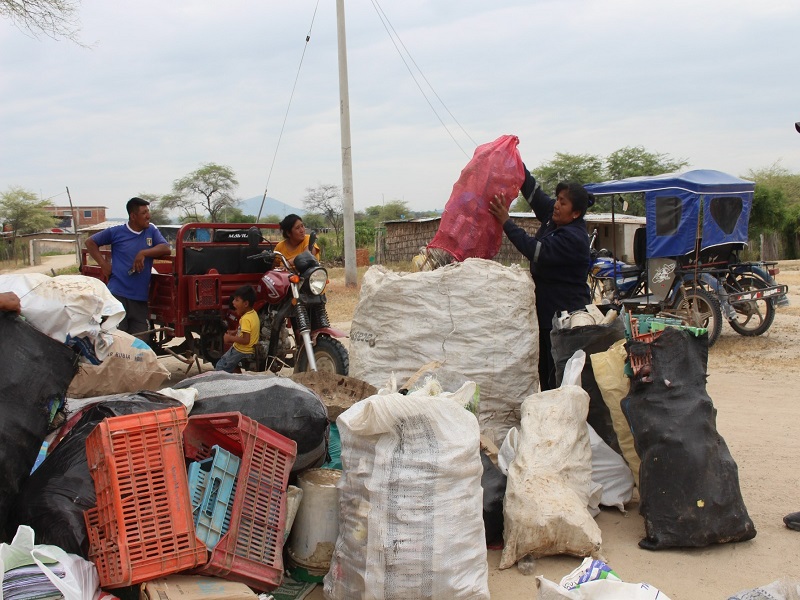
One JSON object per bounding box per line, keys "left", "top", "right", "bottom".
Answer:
{"left": 368, "top": 0, "right": 476, "bottom": 159}
{"left": 257, "top": 0, "right": 322, "bottom": 222}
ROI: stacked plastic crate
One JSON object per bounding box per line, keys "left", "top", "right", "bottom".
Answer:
{"left": 83, "top": 407, "right": 297, "bottom": 592}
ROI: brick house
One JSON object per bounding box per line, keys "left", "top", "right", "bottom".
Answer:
{"left": 42, "top": 205, "right": 107, "bottom": 230}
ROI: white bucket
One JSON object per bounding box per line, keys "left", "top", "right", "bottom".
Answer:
{"left": 287, "top": 468, "right": 341, "bottom": 575}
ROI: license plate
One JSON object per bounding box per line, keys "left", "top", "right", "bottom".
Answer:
{"left": 728, "top": 284, "right": 789, "bottom": 304}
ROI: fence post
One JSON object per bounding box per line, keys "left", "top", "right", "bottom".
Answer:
{"left": 30, "top": 239, "right": 43, "bottom": 266}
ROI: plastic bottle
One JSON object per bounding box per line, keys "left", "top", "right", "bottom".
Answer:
{"left": 517, "top": 554, "right": 536, "bottom": 576}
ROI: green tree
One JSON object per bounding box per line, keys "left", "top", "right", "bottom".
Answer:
{"left": 750, "top": 186, "right": 787, "bottom": 234}
{"left": 136, "top": 193, "right": 172, "bottom": 224}
{"left": 355, "top": 221, "right": 376, "bottom": 248}
{"left": 259, "top": 214, "right": 282, "bottom": 224}
{"left": 532, "top": 152, "right": 605, "bottom": 193}
{"left": 303, "top": 184, "right": 343, "bottom": 247}
{"left": 510, "top": 193, "right": 530, "bottom": 212}
{"left": 363, "top": 200, "right": 410, "bottom": 224}
{"left": 783, "top": 204, "right": 800, "bottom": 259}
{"left": 746, "top": 163, "right": 800, "bottom": 208}
{"left": 605, "top": 146, "right": 688, "bottom": 180}
{"left": 0, "top": 187, "right": 56, "bottom": 257}
{"left": 301, "top": 212, "right": 326, "bottom": 231}
{"left": 159, "top": 163, "right": 240, "bottom": 222}
{"left": 219, "top": 206, "right": 256, "bottom": 223}
{"left": 530, "top": 146, "right": 687, "bottom": 216}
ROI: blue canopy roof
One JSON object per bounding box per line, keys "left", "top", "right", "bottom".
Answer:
{"left": 584, "top": 169, "right": 755, "bottom": 195}
{"left": 585, "top": 170, "right": 754, "bottom": 259}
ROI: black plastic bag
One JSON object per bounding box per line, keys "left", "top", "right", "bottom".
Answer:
{"left": 621, "top": 327, "right": 756, "bottom": 550}
{"left": 480, "top": 451, "right": 506, "bottom": 546}
{"left": 7, "top": 392, "right": 183, "bottom": 556}
{"left": 0, "top": 313, "right": 78, "bottom": 542}
{"left": 176, "top": 372, "right": 328, "bottom": 471}
{"left": 551, "top": 318, "right": 625, "bottom": 452}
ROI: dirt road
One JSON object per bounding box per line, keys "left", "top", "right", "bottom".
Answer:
{"left": 0, "top": 253, "right": 78, "bottom": 275}
{"left": 301, "top": 261, "right": 800, "bottom": 599}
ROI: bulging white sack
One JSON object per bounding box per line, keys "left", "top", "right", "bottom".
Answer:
{"left": 0, "top": 273, "right": 123, "bottom": 361}
{"left": 324, "top": 383, "right": 489, "bottom": 600}
{"left": 349, "top": 258, "right": 538, "bottom": 446}
{"left": 500, "top": 384, "right": 602, "bottom": 567}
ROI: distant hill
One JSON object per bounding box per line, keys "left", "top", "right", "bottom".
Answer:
{"left": 238, "top": 195, "right": 304, "bottom": 219}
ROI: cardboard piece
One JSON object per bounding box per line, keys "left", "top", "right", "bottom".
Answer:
{"left": 140, "top": 575, "right": 256, "bottom": 600}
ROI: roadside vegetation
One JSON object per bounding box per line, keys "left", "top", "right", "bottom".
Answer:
{"left": 5, "top": 149, "right": 800, "bottom": 266}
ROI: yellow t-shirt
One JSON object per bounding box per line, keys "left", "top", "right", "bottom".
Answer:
{"left": 233, "top": 309, "right": 260, "bottom": 354}
{"left": 274, "top": 234, "right": 320, "bottom": 266}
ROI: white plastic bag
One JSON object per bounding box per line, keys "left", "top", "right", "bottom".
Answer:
{"left": 0, "top": 525, "right": 100, "bottom": 600}
{"left": 67, "top": 329, "right": 170, "bottom": 398}
{"left": 536, "top": 558, "right": 673, "bottom": 599}
{"left": 0, "top": 273, "right": 124, "bottom": 361}
{"left": 728, "top": 578, "right": 800, "bottom": 600}
{"left": 588, "top": 424, "right": 634, "bottom": 512}
{"left": 324, "top": 382, "right": 489, "bottom": 600}
{"left": 498, "top": 427, "right": 518, "bottom": 476}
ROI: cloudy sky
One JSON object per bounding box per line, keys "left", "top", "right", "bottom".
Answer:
{"left": 1, "top": 0, "right": 798, "bottom": 219}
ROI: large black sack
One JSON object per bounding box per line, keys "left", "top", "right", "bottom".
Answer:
{"left": 7, "top": 392, "right": 183, "bottom": 556}
{"left": 551, "top": 318, "right": 625, "bottom": 452}
{"left": 621, "top": 327, "right": 756, "bottom": 550}
{"left": 480, "top": 451, "right": 506, "bottom": 546}
{"left": 0, "top": 313, "right": 78, "bottom": 542}
{"left": 175, "top": 372, "right": 328, "bottom": 471}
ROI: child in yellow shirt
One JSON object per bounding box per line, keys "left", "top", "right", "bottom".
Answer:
{"left": 215, "top": 285, "right": 260, "bottom": 373}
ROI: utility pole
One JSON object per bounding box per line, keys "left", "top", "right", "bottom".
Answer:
{"left": 336, "top": 0, "right": 357, "bottom": 288}
{"left": 66, "top": 187, "right": 81, "bottom": 266}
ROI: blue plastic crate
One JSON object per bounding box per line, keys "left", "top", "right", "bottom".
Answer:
{"left": 187, "top": 445, "right": 241, "bottom": 550}
{"left": 188, "top": 456, "right": 213, "bottom": 517}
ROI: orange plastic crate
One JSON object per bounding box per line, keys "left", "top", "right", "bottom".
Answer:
{"left": 183, "top": 412, "right": 297, "bottom": 592}
{"left": 84, "top": 407, "right": 207, "bottom": 588}
{"left": 628, "top": 330, "right": 664, "bottom": 375}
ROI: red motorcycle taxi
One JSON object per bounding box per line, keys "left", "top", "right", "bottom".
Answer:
{"left": 80, "top": 222, "right": 349, "bottom": 374}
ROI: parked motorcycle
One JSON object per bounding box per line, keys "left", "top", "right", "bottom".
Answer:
{"left": 81, "top": 222, "right": 349, "bottom": 374}
{"left": 589, "top": 228, "right": 725, "bottom": 345}
{"left": 240, "top": 231, "right": 349, "bottom": 373}
{"left": 584, "top": 169, "right": 791, "bottom": 346}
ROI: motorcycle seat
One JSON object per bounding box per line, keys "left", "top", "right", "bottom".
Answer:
{"left": 618, "top": 264, "right": 641, "bottom": 276}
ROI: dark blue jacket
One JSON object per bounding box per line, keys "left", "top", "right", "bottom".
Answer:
{"left": 503, "top": 184, "right": 591, "bottom": 329}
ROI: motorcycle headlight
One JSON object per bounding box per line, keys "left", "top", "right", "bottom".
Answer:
{"left": 307, "top": 267, "right": 328, "bottom": 295}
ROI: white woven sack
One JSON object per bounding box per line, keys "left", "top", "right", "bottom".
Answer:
{"left": 324, "top": 383, "right": 489, "bottom": 600}
{"left": 0, "top": 273, "right": 123, "bottom": 361}
{"left": 349, "top": 258, "right": 538, "bottom": 447}
{"left": 500, "top": 384, "right": 602, "bottom": 567}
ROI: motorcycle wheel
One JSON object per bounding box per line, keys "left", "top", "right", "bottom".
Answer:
{"left": 669, "top": 286, "right": 723, "bottom": 347}
{"left": 728, "top": 276, "right": 776, "bottom": 337}
{"left": 295, "top": 335, "right": 349, "bottom": 375}
{"left": 198, "top": 322, "right": 226, "bottom": 366}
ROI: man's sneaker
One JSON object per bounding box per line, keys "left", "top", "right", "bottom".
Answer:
{"left": 783, "top": 512, "right": 800, "bottom": 531}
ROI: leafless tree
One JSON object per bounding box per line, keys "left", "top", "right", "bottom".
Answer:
{"left": 303, "top": 183, "right": 343, "bottom": 247}
{"left": 1, "top": 0, "right": 83, "bottom": 43}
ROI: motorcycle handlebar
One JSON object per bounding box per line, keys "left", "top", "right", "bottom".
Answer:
{"left": 247, "top": 249, "right": 292, "bottom": 271}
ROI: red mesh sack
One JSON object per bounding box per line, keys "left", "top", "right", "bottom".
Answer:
{"left": 428, "top": 134, "right": 524, "bottom": 261}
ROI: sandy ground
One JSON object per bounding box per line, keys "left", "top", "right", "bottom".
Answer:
{"left": 154, "top": 261, "right": 800, "bottom": 599}
{"left": 301, "top": 260, "right": 800, "bottom": 600}
{"left": 12, "top": 254, "right": 798, "bottom": 598}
